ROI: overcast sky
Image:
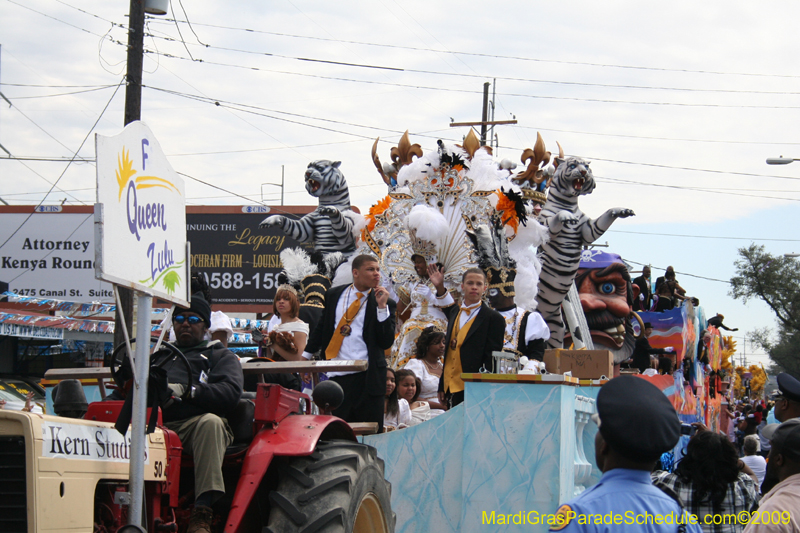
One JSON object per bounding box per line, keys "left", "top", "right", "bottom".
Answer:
{"left": 2, "top": 0, "right": 799, "bottom": 367}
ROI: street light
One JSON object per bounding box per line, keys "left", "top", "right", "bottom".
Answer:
{"left": 766, "top": 156, "right": 800, "bottom": 165}
{"left": 260, "top": 183, "right": 282, "bottom": 204}
{"left": 260, "top": 165, "right": 285, "bottom": 205}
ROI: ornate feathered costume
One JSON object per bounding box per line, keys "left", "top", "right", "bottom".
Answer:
{"left": 363, "top": 131, "right": 550, "bottom": 366}
{"left": 467, "top": 216, "right": 550, "bottom": 360}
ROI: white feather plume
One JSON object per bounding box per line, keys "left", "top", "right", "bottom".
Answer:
{"left": 514, "top": 218, "right": 550, "bottom": 249}
{"left": 342, "top": 209, "right": 366, "bottom": 240}
{"left": 322, "top": 252, "right": 345, "bottom": 278}
{"left": 279, "top": 248, "right": 315, "bottom": 286}
{"left": 508, "top": 219, "right": 549, "bottom": 311}
{"left": 331, "top": 255, "right": 355, "bottom": 287}
{"left": 406, "top": 204, "right": 448, "bottom": 246}
{"left": 396, "top": 151, "right": 438, "bottom": 187}
{"left": 468, "top": 148, "right": 507, "bottom": 192}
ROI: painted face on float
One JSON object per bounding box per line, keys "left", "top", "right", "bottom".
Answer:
{"left": 574, "top": 263, "right": 633, "bottom": 350}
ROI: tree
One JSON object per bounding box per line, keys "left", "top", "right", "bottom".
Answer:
{"left": 730, "top": 244, "right": 800, "bottom": 379}
{"left": 750, "top": 325, "right": 800, "bottom": 378}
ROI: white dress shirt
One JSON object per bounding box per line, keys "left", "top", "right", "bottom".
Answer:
{"left": 302, "top": 286, "right": 389, "bottom": 376}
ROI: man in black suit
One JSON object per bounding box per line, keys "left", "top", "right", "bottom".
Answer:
{"left": 438, "top": 268, "right": 505, "bottom": 408}
{"left": 630, "top": 322, "right": 673, "bottom": 373}
{"left": 302, "top": 255, "right": 395, "bottom": 431}
{"left": 632, "top": 265, "right": 651, "bottom": 312}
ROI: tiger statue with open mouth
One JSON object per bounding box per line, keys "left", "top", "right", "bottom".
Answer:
{"left": 260, "top": 160, "right": 357, "bottom": 255}
{"left": 535, "top": 156, "right": 635, "bottom": 350}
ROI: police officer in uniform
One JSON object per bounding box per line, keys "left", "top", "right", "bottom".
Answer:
{"left": 772, "top": 373, "right": 800, "bottom": 423}
{"left": 550, "top": 376, "right": 703, "bottom": 532}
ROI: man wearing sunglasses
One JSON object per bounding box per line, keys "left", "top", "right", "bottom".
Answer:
{"left": 161, "top": 293, "right": 244, "bottom": 533}
{"left": 772, "top": 373, "right": 800, "bottom": 423}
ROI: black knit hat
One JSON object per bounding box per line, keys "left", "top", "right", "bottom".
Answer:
{"left": 175, "top": 292, "right": 211, "bottom": 327}
{"left": 596, "top": 375, "right": 681, "bottom": 461}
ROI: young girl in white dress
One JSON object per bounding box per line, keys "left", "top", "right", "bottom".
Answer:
{"left": 384, "top": 368, "right": 411, "bottom": 430}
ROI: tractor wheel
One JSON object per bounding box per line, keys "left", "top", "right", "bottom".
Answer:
{"left": 265, "top": 440, "right": 395, "bottom": 533}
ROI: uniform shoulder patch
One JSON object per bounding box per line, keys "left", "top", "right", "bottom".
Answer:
{"left": 550, "top": 504, "right": 574, "bottom": 531}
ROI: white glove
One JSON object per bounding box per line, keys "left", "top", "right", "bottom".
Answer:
{"left": 665, "top": 347, "right": 674, "bottom": 353}
{"left": 168, "top": 383, "right": 185, "bottom": 397}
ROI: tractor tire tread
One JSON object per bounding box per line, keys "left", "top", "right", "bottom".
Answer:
{"left": 266, "top": 440, "right": 393, "bottom": 533}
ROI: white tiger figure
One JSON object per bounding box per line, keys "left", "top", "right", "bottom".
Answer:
{"left": 260, "top": 160, "right": 357, "bottom": 254}
{"left": 535, "top": 157, "right": 635, "bottom": 350}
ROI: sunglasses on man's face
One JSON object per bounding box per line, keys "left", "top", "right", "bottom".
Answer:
{"left": 173, "top": 315, "right": 203, "bottom": 325}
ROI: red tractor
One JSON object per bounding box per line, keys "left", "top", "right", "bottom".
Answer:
{"left": 7, "top": 347, "right": 393, "bottom": 533}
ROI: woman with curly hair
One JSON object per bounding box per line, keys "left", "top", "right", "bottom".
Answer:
{"left": 403, "top": 326, "right": 448, "bottom": 411}
{"left": 652, "top": 424, "right": 758, "bottom": 532}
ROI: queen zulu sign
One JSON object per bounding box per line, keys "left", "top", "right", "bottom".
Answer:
{"left": 94, "top": 121, "right": 189, "bottom": 306}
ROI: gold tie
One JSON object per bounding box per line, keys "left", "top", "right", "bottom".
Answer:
{"left": 325, "top": 291, "right": 365, "bottom": 360}
{"left": 450, "top": 304, "right": 479, "bottom": 350}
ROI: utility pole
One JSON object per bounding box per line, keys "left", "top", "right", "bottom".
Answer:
{"left": 489, "top": 79, "right": 497, "bottom": 150}
{"left": 115, "top": 0, "right": 145, "bottom": 351}
{"left": 743, "top": 336, "right": 747, "bottom": 368}
{"left": 479, "top": 82, "right": 490, "bottom": 146}
{"left": 124, "top": 0, "right": 145, "bottom": 126}
{"left": 450, "top": 82, "right": 517, "bottom": 147}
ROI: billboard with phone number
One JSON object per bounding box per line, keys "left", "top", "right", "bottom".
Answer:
{"left": 187, "top": 207, "right": 313, "bottom": 308}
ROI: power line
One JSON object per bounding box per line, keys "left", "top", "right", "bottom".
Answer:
{"left": 143, "top": 50, "right": 800, "bottom": 110}
{"left": 0, "top": 80, "right": 123, "bottom": 250}
{"left": 5, "top": 0, "right": 107, "bottom": 38}
{"left": 143, "top": 32, "right": 800, "bottom": 97}
{"left": 623, "top": 258, "right": 731, "bottom": 284}
{"left": 586, "top": 157, "right": 800, "bottom": 182}
{"left": 165, "top": 139, "right": 362, "bottom": 156}
{"left": 51, "top": 0, "right": 116, "bottom": 24}
{"left": 152, "top": 17, "right": 800, "bottom": 80}
{"left": 177, "top": 171, "right": 268, "bottom": 207}
{"left": 517, "top": 124, "right": 800, "bottom": 147}
{"left": 0, "top": 82, "right": 115, "bottom": 88}
{"left": 0, "top": 188, "right": 94, "bottom": 196}
{"left": 146, "top": 85, "right": 414, "bottom": 138}
{"left": 6, "top": 84, "right": 120, "bottom": 100}
{"left": 4, "top": 158, "right": 85, "bottom": 202}
{"left": 609, "top": 230, "right": 800, "bottom": 242}
{"left": 9, "top": 101, "right": 85, "bottom": 155}
{"left": 595, "top": 177, "right": 800, "bottom": 202}
{"left": 1, "top": 156, "right": 94, "bottom": 162}
{"left": 146, "top": 85, "right": 800, "bottom": 200}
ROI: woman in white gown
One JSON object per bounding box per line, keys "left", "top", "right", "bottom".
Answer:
{"left": 390, "top": 257, "right": 454, "bottom": 369}
{"left": 262, "top": 285, "right": 309, "bottom": 361}
{"left": 403, "top": 326, "right": 447, "bottom": 415}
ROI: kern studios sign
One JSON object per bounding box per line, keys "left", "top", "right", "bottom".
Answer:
{"left": 95, "top": 121, "right": 189, "bottom": 306}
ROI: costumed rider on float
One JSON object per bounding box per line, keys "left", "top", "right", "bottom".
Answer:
{"left": 468, "top": 216, "right": 550, "bottom": 362}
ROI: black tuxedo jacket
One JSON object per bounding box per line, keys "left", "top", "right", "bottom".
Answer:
{"left": 305, "top": 285, "right": 396, "bottom": 396}
{"left": 438, "top": 302, "right": 505, "bottom": 392}
{"left": 518, "top": 311, "right": 546, "bottom": 360}
{"left": 632, "top": 275, "right": 651, "bottom": 311}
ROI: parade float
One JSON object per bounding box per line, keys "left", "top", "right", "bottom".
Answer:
{"left": 258, "top": 128, "right": 730, "bottom": 532}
